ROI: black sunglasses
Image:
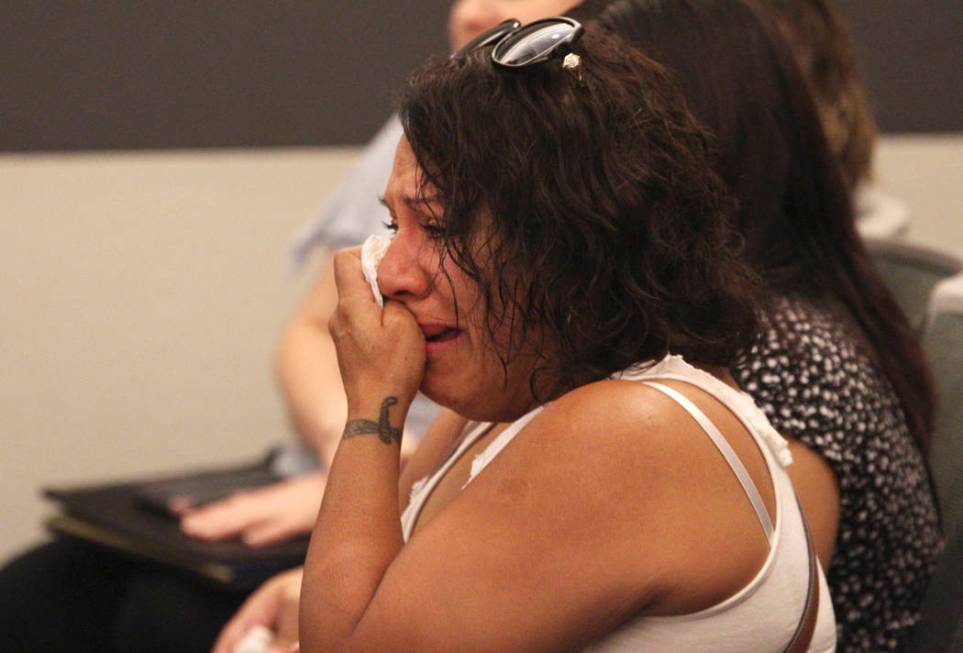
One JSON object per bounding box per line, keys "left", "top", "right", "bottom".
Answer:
{"left": 453, "top": 17, "right": 585, "bottom": 69}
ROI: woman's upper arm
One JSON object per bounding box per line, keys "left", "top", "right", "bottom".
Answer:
{"left": 337, "top": 384, "right": 692, "bottom": 652}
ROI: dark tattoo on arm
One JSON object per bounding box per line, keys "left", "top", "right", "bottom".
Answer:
{"left": 342, "top": 396, "right": 403, "bottom": 445}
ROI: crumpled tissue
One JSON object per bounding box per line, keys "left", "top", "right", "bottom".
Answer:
{"left": 360, "top": 234, "right": 392, "bottom": 308}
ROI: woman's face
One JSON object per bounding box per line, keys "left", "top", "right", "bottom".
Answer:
{"left": 447, "top": 0, "right": 578, "bottom": 52}
{"left": 378, "top": 138, "right": 542, "bottom": 422}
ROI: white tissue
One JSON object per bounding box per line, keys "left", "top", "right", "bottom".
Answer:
{"left": 361, "top": 234, "right": 392, "bottom": 307}
{"left": 233, "top": 624, "right": 273, "bottom": 653}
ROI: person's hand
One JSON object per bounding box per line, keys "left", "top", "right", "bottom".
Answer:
{"left": 211, "top": 567, "right": 303, "bottom": 653}
{"left": 329, "top": 248, "right": 426, "bottom": 415}
{"left": 181, "top": 473, "right": 325, "bottom": 547}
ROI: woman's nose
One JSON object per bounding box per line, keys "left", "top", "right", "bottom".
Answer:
{"left": 376, "top": 234, "right": 431, "bottom": 302}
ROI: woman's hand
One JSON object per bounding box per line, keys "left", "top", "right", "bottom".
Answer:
{"left": 211, "top": 567, "right": 303, "bottom": 653}
{"left": 328, "top": 248, "right": 425, "bottom": 417}
{"left": 180, "top": 473, "right": 325, "bottom": 547}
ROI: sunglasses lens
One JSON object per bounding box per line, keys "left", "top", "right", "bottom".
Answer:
{"left": 492, "top": 21, "right": 578, "bottom": 67}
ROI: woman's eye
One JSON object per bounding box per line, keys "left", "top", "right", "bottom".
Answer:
{"left": 380, "top": 218, "right": 443, "bottom": 239}
{"left": 423, "top": 223, "right": 446, "bottom": 240}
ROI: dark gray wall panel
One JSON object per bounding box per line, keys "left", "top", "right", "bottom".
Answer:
{"left": 836, "top": 0, "right": 963, "bottom": 133}
{"left": 0, "top": 1, "right": 450, "bottom": 151}
{"left": 0, "top": 1, "right": 958, "bottom": 152}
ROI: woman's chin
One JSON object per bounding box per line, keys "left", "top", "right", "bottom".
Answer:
{"left": 420, "top": 376, "right": 522, "bottom": 423}
{"left": 421, "top": 375, "right": 485, "bottom": 420}
{"left": 419, "top": 374, "right": 462, "bottom": 413}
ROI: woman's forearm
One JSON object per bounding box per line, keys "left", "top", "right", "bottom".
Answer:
{"left": 299, "top": 395, "right": 408, "bottom": 652}
{"left": 275, "top": 258, "right": 346, "bottom": 467}
{"left": 276, "top": 316, "right": 348, "bottom": 467}
{"left": 299, "top": 246, "right": 427, "bottom": 650}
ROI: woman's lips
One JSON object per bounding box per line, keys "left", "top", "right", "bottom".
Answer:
{"left": 420, "top": 324, "right": 462, "bottom": 355}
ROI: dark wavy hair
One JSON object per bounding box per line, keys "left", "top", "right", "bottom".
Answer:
{"left": 569, "top": 0, "right": 935, "bottom": 451}
{"left": 398, "top": 28, "right": 760, "bottom": 399}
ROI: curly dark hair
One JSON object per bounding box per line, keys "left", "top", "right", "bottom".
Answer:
{"left": 398, "top": 28, "right": 760, "bottom": 399}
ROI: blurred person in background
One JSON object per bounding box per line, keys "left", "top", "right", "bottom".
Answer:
{"left": 760, "top": 0, "right": 907, "bottom": 237}
{"left": 764, "top": 0, "right": 877, "bottom": 193}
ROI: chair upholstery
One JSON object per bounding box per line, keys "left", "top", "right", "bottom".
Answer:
{"left": 855, "top": 186, "right": 910, "bottom": 241}
{"left": 922, "top": 272, "right": 963, "bottom": 536}
{"left": 865, "top": 238, "right": 963, "bottom": 331}
{"left": 906, "top": 270, "right": 963, "bottom": 653}
{"left": 907, "top": 509, "right": 963, "bottom": 653}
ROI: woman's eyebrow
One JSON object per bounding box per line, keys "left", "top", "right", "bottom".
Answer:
{"left": 378, "top": 194, "right": 438, "bottom": 209}
{"left": 404, "top": 194, "right": 441, "bottom": 208}
{"left": 383, "top": 194, "right": 443, "bottom": 220}
{"left": 380, "top": 193, "right": 441, "bottom": 221}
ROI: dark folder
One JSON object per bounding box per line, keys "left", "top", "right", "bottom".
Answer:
{"left": 43, "top": 453, "right": 311, "bottom": 590}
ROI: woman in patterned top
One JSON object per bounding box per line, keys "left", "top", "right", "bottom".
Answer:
{"left": 569, "top": 0, "right": 942, "bottom": 650}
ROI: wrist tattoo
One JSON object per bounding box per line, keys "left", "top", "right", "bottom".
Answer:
{"left": 342, "top": 396, "right": 403, "bottom": 445}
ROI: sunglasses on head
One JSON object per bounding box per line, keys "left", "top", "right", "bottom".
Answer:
{"left": 453, "top": 17, "right": 584, "bottom": 69}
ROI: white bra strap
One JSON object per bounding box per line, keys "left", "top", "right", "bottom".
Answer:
{"left": 465, "top": 406, "right": 545, "bottom": 487}
{"left": 644, "top": 381, "right": 774, "bottom": 542}
{"left": 401, "top": 420, "right": 494, "bottom": 541}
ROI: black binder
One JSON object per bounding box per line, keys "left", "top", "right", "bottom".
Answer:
{"left": 43, "top": 453, "right": 311, "bottom": 590}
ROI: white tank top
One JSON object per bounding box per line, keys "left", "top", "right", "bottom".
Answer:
{"left": 400, "top": 355, "right": 837, "bottom": 652}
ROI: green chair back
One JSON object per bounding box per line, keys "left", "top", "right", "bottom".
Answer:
{"left": 866, "top": 238, "right": 962, "bottom": 331}
{"left": 907, "top": 270, "right": 963, "bottom": 653}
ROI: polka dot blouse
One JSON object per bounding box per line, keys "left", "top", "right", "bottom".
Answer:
{"left": 733, "top": 296, "right": 942, "bottom": 652}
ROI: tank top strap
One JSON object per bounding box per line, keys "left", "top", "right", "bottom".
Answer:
{"left": 466, "top": 405, "right": 545, "bottom": 486}
{"left": 402, "top": 405, "right": 549, "bottom": 541}
{"left": 400, "top": 420, "right": 494, "bottom": 541}
{"left": 643, "top": 381, "right": 775, "bottom": 543}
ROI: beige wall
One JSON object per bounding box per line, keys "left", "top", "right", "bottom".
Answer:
{"left": 874, "top": 135, "right": 963, "bottom": 255}
{"left": 1, "top": 135, "right": 961, "bottom": 562}
{"left": 0, "top": 147, "right": 358, "bottom": 561}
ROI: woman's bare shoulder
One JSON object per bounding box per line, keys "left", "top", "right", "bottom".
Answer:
{"left": 495, "top": 378, "right": 720, "bottom": 520}
{"left": 539, "top": 378, "right": 704, "bottom": 457}
{"left": 536, "top": 377, "right": 770, "bottom": 515}
{"left": 508, "top": 378, "right": 776, "bottom": 613}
